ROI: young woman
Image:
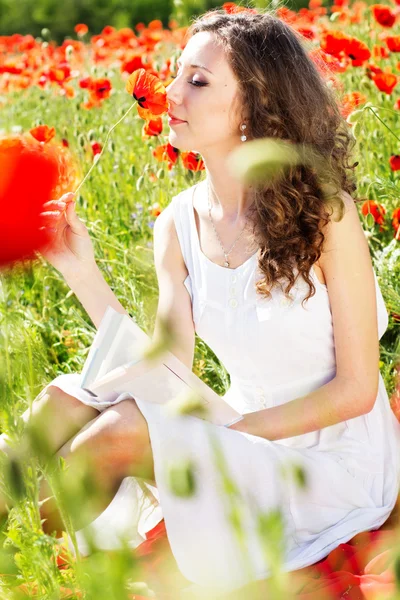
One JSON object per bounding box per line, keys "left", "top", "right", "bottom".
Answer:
{"left": 2, "top": 8, "right": 400, "bottom": 594}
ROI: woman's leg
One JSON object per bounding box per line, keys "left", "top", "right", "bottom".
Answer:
{"left": 38, "top": 397, "right": 155, "bottom": 536}
{"left": 0, "top": 386, "right": 101, "bottom": 514}
{"left": 0, "top": 385, "right": 101, "bottom": 457}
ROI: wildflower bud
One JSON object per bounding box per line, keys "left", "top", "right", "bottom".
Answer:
{"left": 346, "top": 109, "right": 363, "bottom": 124}
{"left": 65, "top": 45, "right": 74, "bottom": 60}
{"left": 351, "top": 121, "right": 362, "bottom": 139}
{"left": 365, "top": 212, "right": 375, "bottom": 228}
{"left": 157, "top": 167, "right": 165, "bottom": 179}
{"left": 109, "top": 140, "right": 115, "bottom": 152}
{"left": 93, "top": 153, "right": 101, "bottom": 164}
{"left": 167, "top": 458, "right": 196, "bottom": 498}
{"left": 136, "top": 175, "right": 144, "bottom": 191}
{"left": 329, "top": 11, "right": 341, "bottom": 21}
{"left": 77, "top": 133, "right": 85, "bottom": 147}
{"left": 129, "top": 164, "right": 136, "bottom": 176}
{"left": 99, "top": 125, "right": 106, "bottom": 133}
{"left": 41, "top": 28, "right": 51, "bottom": 39}
{"left": 87, "top": 129, "right": 96, "bottom": 141}
{"left": 42, "top": 42, "right": 49, "bottom": 49}
{"left": 90, "top": 66, "right": 98, "bottom": 76}
{"left": 112, "top": 180, "right": 118, "bottom": 189}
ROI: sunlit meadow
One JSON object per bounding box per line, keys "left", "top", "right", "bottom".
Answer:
{"left": 0, "top": 0, "right": 400, "bottom": 598}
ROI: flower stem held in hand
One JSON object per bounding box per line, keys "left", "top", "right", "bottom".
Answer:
{"left": 74, "top": 102, "right": 137, "bottom": 195}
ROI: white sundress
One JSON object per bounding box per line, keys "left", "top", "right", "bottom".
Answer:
{"left": 49, "top": 180, "right": 400, "bottom": 595}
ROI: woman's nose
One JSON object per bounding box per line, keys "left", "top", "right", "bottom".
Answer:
{"left": 165, "top": 77, "right": 182, "bottom": 106}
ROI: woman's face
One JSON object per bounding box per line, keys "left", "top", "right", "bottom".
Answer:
{"left": 165, "top": 31, "right": 242, "bottom": 154}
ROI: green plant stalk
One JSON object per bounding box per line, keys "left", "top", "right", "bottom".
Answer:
{"left": 75, "top": 101, "right": 138, "bottom": 195}
{"left": 366, "top": 107, "right": 400, "bottom": 144}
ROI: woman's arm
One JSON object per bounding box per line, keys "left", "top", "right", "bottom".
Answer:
{"left": 229, "top": 191, "right": 380, "bottom": 439}
{"left": 40, "top": 194, "right": 129, "bottom": 328}
{"left": 63, "top": 263, "right": 129, "bottom": 329}
{"left": 152, "top": 202, "right": 195, "bottom": 370}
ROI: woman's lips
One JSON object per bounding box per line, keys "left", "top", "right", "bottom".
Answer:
{"left": 168, "top": 117, "right": 187, "bottom": 125}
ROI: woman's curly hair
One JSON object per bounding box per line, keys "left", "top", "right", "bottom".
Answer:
{"left": 187, "top": 9, "right": 360, "bottom": 307}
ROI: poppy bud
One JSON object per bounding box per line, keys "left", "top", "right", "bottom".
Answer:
{"left": 109, "top": 141, "right": 115, "bottom": 152}
{"left": 129, "top": 164, "right": 136, "bottom": 176}
{"left": 365, "top": 213, "right": 375, "bottom": 228}
{"left": 346, "top": 109, "right": 364, "bottom": 124}
{"left": 78, "top": 134, "right": 85, "bottom": 148}
{"left": 65, "top": 45, "right": 74, "bottom": 60}
{"left": 136, "top": 175, "right": 144, "bottom": 191}
{"left": 156, "top": 167, "right": 165, "bottom": 179}
{"left": 87, "top": 129, "right": 96, "bottom": 141}
{"left": 351, "top": 121, "right": 362, "bottom": 139}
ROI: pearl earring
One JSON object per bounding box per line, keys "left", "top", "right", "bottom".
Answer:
{"left": 240, "top": 122, "right": 247, "bottom": 142}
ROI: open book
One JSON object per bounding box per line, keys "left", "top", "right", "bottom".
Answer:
{"left": 78, "top": 306, "right": 244, "bottom": 427}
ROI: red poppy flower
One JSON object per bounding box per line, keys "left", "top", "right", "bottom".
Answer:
{"left": 340, "top": 91, "right": 367, "bottom": 118}
{"left": 371, "top": 4, "right": 397, "bottom": 27}
{"left": 149, "top": 202, "right": 162, "bottom": 216}
{"left": 120, "top": 54, "right": 146, "bottom": 75}
{"left": 142, "top": 117, "right": 163, "bottom": 137}
{"left": 152, "top": 143, "right": 179, "bottom": 169}
{"left": 90, "top": 78, "right": 112, "bottom": 101}
{"left": 125, "top": 68, "right": 168, "bottom": 116}
{"left": 48, "top": 62, "right": 71, "bottom": 85}
{"left": 0, "top": 134, "right": 76, "bottom": 267}
{"left": 320, "top": 31, "right": 350, "bottom": 56}
{"left": 373, "top": 72, "right": 398, "bottom": 94}
{"left": 181, "top": 151, "right": 205, "bottom": 171}
{"left": 392, "top": 207, "right": 400, "bottom": 238}
{"left": 29, "top": 125, "right": 56, "bottom": 144}
{"left": 79, "top": 76, "right": 93, "bottom": 89}
{"left": 74, "top": 24, "right": 88, "bottom": 36}
{"left": 389, "top": 154, "right": 400, "bottom": 170}
{"left": 361, "top": 200, "right": 386, "bottom": 234}
{"left": 344, "top": 37, "right": 371, "bottom": 64}
{"left": 385, "top": 35, "right": 400, "bottom": 52}
{"left": 91, "top": 141, "right": 102, "bottom": 156}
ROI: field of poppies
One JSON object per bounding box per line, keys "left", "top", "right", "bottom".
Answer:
{"left": 1, "top": 0, "right": 400, "bottom": 598}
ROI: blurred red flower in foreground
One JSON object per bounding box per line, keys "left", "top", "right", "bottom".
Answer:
{"left": 0, "top": 133, "right": 78, "bottom": 267}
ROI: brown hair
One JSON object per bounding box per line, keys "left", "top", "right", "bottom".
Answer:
{"left": 187, "top": 8, "right": 359, "bottom": 307}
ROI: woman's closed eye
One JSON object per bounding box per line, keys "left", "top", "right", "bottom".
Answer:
{"left": 170, "top": 75, "right": 208, "bottom": 87}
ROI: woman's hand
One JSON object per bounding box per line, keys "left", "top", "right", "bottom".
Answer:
{"left": 39, "top": 192, "right": 96, "bottom": 276}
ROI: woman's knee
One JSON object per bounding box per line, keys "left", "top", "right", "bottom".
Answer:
{"left": 63, "top": 398, "right": 153, "bottom": 476}
{"left": 22, "top": 385, "right": 100, "bottom": 454}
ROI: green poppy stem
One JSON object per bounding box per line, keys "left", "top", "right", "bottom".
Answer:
{"left": 74, "top": 101, "right": 137, "bottom": 195}
{"left": 366, "top": 106, "right": 400, "bottom": 144}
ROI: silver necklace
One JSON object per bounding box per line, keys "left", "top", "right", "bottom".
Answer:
{"left": 207, "top": 179, "right": 252, "bottom": 268}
